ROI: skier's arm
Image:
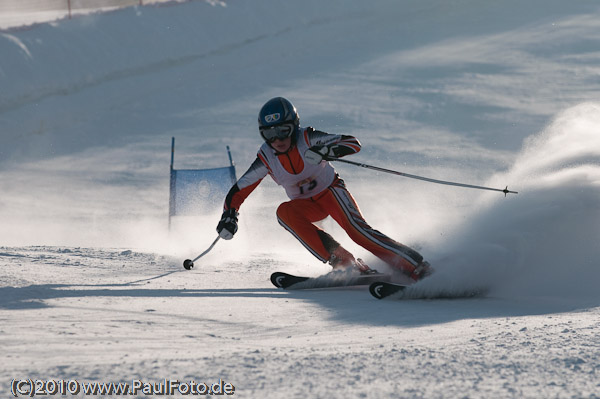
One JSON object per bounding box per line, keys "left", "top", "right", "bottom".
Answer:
{"left": 223, "top": 156, "right": 268, "bottom": 211}
{"left": 217, "top": 156, "right": 268, "bottom": 240}
{"left": 303, "top": 127, "right": 361, "bottom": 164}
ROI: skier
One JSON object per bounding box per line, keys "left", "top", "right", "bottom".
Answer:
{"left": 216, "top": 97, "right": 432, "bottom": 280}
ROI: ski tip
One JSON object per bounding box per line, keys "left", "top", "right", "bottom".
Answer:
{"left": 183, "top": 259, "right": 194, "bottom": 270}
{"left": 369, "top": 282, "right": 386, "bottom": 299}
{"left": 270, "top": 272, "right": 311, "bottom": 289}
{"left": 369, "top": 281, "right": 407, "bottom": 299}
{"left": 270, "top": 272, "right": 288, "bottom": 288}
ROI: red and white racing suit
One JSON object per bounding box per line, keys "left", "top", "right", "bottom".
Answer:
{"left": 222, "top": 127, "right": 424, "bottom": 274}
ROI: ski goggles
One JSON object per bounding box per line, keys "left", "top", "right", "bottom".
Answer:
{"left": 260, "top": 123, "right": 294, "bottom": 143}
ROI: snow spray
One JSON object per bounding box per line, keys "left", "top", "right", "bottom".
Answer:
{"left": 410, "top": 103, "right": 600, "bottom": 301}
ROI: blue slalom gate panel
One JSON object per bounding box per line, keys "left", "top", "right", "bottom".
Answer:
{"left": 168, "top": 138, "right": 236, "bottom": 226}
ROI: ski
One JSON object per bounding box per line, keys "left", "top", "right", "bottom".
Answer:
{"left": 370, "top": 281, "right": 489, "bottom": 300}
{"left": 271, "top": 271, "right": 391, "bottom": 290}
{"left": 270, "top": 272, "right": 309, "bottom": 288}
{"left": 369, "top": 281, "right": 408, "bottom": 299}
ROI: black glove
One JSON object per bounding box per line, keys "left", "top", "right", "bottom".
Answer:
{"left": 304, "top": 145, "right": 336, "bottom": 165}
{"left": 216, "top": 209, "right": 238, "bottom": 240}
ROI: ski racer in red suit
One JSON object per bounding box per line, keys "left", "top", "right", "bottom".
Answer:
{"left": 217, "top": 97, "right": 432, "bottom": 280}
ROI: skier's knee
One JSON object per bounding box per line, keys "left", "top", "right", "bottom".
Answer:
{"left": 276, "top": 201, "right": 293, "bottom": 224}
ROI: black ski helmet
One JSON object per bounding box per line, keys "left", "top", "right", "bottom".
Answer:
{"left": 258, "top": 97, "right": 300, "bottom": 142}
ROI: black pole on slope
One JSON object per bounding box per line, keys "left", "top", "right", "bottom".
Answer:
{"left": 332, "top": 158, "right": 518, "bottom": 196}
{"left": 183, "top": 236, "right": 221, "bottom": 270}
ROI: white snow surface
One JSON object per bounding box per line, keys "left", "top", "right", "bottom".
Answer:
{"left": 1, "top": 1, "right": 600, "bottom": 398}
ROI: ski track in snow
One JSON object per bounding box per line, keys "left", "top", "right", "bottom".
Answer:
{"left": 1, "top": 0, "right": 600, "bottom": 398}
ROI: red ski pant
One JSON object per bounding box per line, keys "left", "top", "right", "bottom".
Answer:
{"left": 276, "top": 178, "right": 423, "bottom": 273}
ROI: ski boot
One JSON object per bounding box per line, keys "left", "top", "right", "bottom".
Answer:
{"left": 355, "top": 258, "right": 380, "bottom": 275}
{"left": 329, "top": 246, "right": 377, "bottom": 275}
{"left": 409, "top": 260, "right": 434, "bottom": 281}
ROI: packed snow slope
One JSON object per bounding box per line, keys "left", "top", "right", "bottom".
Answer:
{"left": 1, "top": 1, "right": 600, "bottom": 398}
{"left": 0, "top": 0, "right": 191, "bottom": 30}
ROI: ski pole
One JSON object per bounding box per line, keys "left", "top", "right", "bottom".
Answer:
{"left": 332, "top": 158, "right": 518, "bottom": 196}
{"left": 183, "top": 236, "right": 221, "bottom": 270}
